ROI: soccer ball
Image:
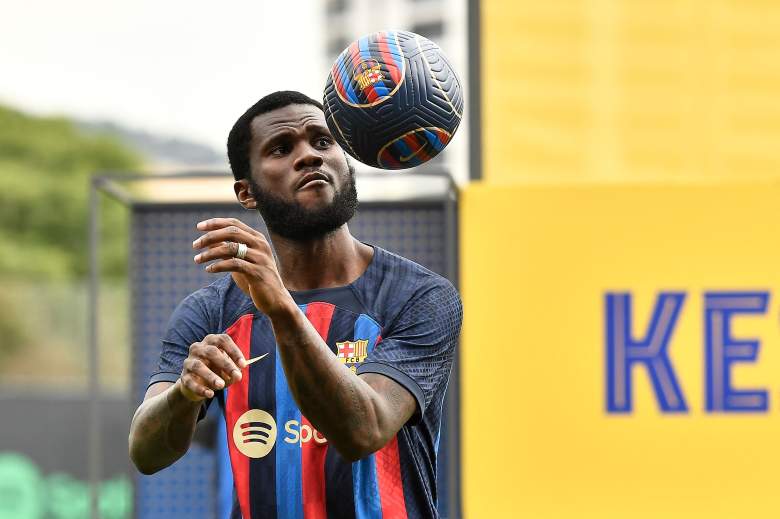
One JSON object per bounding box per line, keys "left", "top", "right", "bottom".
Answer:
{"left": 323, "top": 30, "right": 464, "bottom": 170}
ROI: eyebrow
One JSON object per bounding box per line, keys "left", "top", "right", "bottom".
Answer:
{"left": 261, "top": 124, "right": 332, "bottom": 148}
{"left": 262, "top": 129, "right": 294, "bottom": 147}
{"left": 297, "top": 123, "right": 332, "bottom": 138}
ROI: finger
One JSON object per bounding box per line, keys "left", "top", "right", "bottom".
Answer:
{"left": 193, "top": 225, "right": 246, "bottom": 250}
{"left": 195, "top": 242, "right": 266, "bottom": 267}
{"left": 185, "top": 341, "right": 239, "bottom": 387}
{"left": 184, "top": 357, "right": 225, "bottom": 390}
{"left": 204, "top": 257, "right": 253, "bottom": 275}
{"left": 181, "top": 374, "right": 215, "bottom": 400}
{"left": 193, "top": 226, "right": 265, "bottom": 251}
{"left": 196, "top": 217, "right": 263, "bottom": 236}
{"left": 205, "top": 333, "right": 248, "bottom": 370}
{"left": 218, "top": 350, "right": 243, "bottom": 385}
{"left": 201, "top": 343, "right": 242, "bottom": 383}
{"left": 193, "top": 242, "right": 238, "bottom": 265}
{"left": 194, "top": 229, "right": 272, "bottom": 257}
{"left": 193, "top": 218, "right": 268, "bottom": 249}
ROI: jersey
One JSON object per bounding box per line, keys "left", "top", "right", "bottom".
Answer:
{"left": 148, "top": 245, "right": 463, "bottom": 519}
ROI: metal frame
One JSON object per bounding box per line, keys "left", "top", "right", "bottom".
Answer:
{"left": 89, "top": 170, "right": 462, "bottom": 518}
{"left": 92, "top": 169, "right": 458, "bottom": 206}
{"left": 468, "top": 0, "right": 482, "bottom": 182}
{"left": 88, "top": 179, "right": 100, "bottom": 519}
{"left": 443, "top": 179, "right": 461, "bottom": 519}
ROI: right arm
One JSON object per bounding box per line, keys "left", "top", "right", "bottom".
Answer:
{"left": 128, "top": 334, "right": 247, "bottom": 474}
{"left": 128, "top": 381, "right": 200, "bottom": 474}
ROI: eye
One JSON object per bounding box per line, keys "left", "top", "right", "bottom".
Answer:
{"left": 269, "top": 144, "right": 289, "bottom": 156}
{"left": 314, "top": 136, "right": 333, "bottom": 149}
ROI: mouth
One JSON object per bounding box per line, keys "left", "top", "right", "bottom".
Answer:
{"left": 296, "top": 171, "right": 331, "bottom": 190}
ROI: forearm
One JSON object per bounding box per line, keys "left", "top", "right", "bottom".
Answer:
{"left": 270, "top": 303, "right": 387, "bottom": 460}
{"left": 128, "top": 381, "right": 202, "bottom": 474}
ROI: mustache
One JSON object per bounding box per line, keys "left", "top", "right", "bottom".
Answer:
{"left": 247, "top": 169, "right": 358, "bottom": 241}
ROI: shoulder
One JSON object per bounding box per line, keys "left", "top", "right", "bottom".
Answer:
{"left": 179, "top": 274, "right": 232, "bottom": 309}
{"left": 173, "top": 274, "right": 254, "bottom": 330}
{"left": 375, "top": 246, "right": 458, "bottom": 297}
{"left": 355, "top": 246, "right": 461, "bottom": 325}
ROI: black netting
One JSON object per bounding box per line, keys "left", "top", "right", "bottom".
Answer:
{"left": 131, "top": 201, "right": 457, "bottom": 518}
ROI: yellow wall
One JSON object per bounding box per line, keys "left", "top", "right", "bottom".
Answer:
{"left": 461, "top": 180, "right": 780, "bottom": 517}
{"left": 482, "top": 0, "right": 780, "bottom": 183}
{"left": 464, "top": 2, "right": 780, "bottom": 515}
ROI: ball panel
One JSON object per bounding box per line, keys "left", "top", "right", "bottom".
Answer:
{"left": 377, "top": 127, "right": 452, "bottom": 169}
{"left": 323, "top": 93, "right": 361, "bottom": 160}
{"left": 376, "top": 31, "right": 404, "bottom": 85}
{"left": 330, "top": 31, "right": 406, "bottom": 109}
{"left": 417, "top": 37, "right": 464, "bottom": 120}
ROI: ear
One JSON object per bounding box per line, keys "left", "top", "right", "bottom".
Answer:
{"left": 234, "top": 179, "right": 258, "bottom": 210}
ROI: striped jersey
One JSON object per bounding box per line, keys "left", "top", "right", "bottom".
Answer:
{"left": 148, "top": 246, "right": 463, "bottom": 518}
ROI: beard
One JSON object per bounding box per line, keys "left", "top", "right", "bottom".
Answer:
{"left": 249, "top": 165, "right": 358, "bottom": 242}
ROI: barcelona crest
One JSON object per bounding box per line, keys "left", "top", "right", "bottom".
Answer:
{"left": 353, "top": 60, "right": 385, "bottom": 91}
{"left": 337, "top": 340, "right": 369, "bottom": 373}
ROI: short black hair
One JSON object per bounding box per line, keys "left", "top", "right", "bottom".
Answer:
{"left": 227, "top": 90, "right": 324, "bottom": 180}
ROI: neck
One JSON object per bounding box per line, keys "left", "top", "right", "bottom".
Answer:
{"left": 269, "top": 224, "right": 373, "bottom": 291}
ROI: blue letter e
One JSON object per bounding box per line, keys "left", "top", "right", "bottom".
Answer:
{"left": 705, "top": 292, "right": 769, "bottom": 413}
{"left": 606, "top": 292, "right": 688, "bottom": 413}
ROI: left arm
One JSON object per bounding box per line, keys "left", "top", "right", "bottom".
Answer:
{"left": 193, "top": 218, "right": 415, "bottom": 461}
{"left": 270, "top": 302, "right": 414, "bottom": 460}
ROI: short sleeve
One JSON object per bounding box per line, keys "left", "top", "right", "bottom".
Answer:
{"left": 357, "top": 278, "right": 463, "bottom": 423}
{"left": 148, "top": 287, "right": 220, "bottom": 388}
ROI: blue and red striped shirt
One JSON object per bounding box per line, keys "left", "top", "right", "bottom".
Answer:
{"left": 149, "top": 246, "right": 462, "bottom": 518}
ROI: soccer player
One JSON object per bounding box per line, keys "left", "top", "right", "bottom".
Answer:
{"left": 128, "top": 91, "right": 462, "bottom": 518}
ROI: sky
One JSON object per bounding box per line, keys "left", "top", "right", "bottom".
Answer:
{"left": 0, "top": 0, "right": 323, "bottom": 151}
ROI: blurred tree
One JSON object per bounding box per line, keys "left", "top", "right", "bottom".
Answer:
{"left": 0, "top": 104, "right": 142, "bottom": 280}
{"left": 0, "top": 105, "right": 142, "bottom": 368}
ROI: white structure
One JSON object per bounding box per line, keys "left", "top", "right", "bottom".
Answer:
{"left": 320, "top": 0, "right": 470, "bottom": 185}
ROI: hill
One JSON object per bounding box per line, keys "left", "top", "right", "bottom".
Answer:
{"left": 77, "top": 120, "right": 225, "bottom": 169}
{"left": 0, "top": 104, "right": 142, "bottom": 280}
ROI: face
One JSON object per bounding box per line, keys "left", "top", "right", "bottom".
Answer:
{"left": 241, "top": 103, "right": 358, "bottom": 241}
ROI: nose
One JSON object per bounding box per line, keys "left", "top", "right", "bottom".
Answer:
{"left": 293, "top": 142, "right": 324, "bottom": 171}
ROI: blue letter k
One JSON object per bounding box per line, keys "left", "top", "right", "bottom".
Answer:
{"left": 606, "top": 292, "right": 688, "bottom": 413}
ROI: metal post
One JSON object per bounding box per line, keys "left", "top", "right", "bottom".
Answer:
{"left": 88, "top": 177, "right": 102, "bottom": 519}
{"left": 468, "top": 0, "right": 482, "bottom": 182}
{"left": 444, "top": 183, "right": 462, "bottom": 519}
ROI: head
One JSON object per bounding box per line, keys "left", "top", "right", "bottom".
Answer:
{"left": 227, "top": 90, "right": 357, "bottom": 241}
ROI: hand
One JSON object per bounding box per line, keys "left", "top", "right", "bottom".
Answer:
{"left": 192, "top": 217, "right": 293, "bottom": 316}
{"left": 179, "top": 334, "right": 247, "bottom": 401}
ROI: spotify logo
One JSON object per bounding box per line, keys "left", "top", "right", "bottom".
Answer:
{"left": 232, "top": 409, "right": 277, "bottom": 458}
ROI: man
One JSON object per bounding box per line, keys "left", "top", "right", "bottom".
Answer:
{"left": 128, "top": 91, "right": 462, "bottom": 519}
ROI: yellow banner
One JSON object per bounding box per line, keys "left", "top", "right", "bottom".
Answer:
{"left": 461, "top": 181, "right": 780, "bottom": 518}
{"left": 481, "top": 1, "right": 780, "bottom": 184}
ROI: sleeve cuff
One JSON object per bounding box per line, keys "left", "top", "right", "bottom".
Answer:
{"left": 357, "top": 361, "right": 426, "bottom": 425}
{"left": 147, "top": 371, "right": 180, "bottom": 388}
